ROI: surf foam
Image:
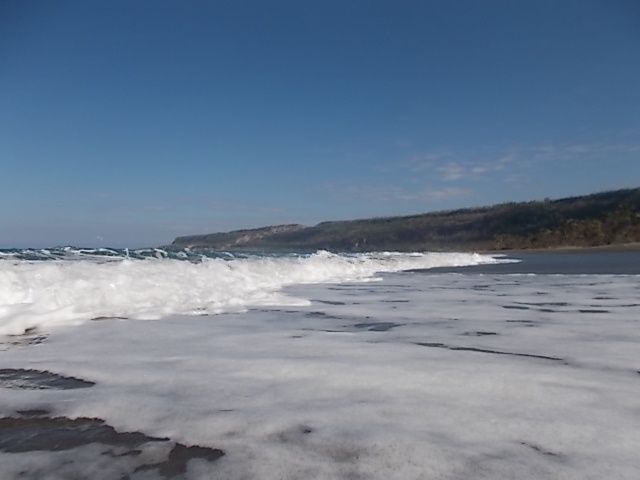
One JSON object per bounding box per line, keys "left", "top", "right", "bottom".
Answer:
{"left": 0, "top": 251, "right": 504, "bottom": 335}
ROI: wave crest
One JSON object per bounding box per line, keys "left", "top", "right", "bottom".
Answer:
{"left": 0, "top": 251, "right": 504, "bottom": 335}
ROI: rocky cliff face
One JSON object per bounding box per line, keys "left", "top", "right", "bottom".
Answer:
{"left": 169, "top": 188, "right": 640, "bottom": 252}
{"left": 171, "top": 224, "right": 306, "bottom": 249}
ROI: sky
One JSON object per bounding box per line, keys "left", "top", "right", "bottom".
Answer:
{"left": 1, "top": 0, "right": 639, "bottom": 247}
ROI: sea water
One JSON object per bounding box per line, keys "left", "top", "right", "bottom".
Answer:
{"left": 0, "top": 249, "right": 639, "bottom": 479}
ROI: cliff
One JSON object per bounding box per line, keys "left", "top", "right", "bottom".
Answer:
{"left": 171, "top": 188, "right": 640, "bottom": 252}
{"left": 172, "top": 224, "right": 306, "bottom": 249}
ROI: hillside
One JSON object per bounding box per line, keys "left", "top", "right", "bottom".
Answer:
{"left": 172, "top": 224, "right": 305, "bottom": 249}
{"left": 171, "top": 188, "right": 640, "bottom": 252}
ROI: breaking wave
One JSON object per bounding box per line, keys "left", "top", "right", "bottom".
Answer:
{"left": 0, "top": 250, "right": 508, "bottom": 335}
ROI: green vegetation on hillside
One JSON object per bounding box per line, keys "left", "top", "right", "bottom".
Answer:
{"left": 172, "top": 188, "right": 640, "bottom": 252}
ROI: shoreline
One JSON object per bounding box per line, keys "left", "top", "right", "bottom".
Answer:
{"left": 425, "top": 246, "right": 640, "bottom": 275}
{"left": 480, "top": 242, "right": 640, "bottom": 256}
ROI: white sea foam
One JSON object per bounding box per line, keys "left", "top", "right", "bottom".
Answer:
{"left": 0, "top": 251, "right": 503, "bottom": 335}
{"left": 1, "top": 271, "right": 638, "bottom": 479}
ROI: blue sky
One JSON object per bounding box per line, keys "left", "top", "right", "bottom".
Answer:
{"left": 1, "top": 0, "right": 639, "bottom": 247}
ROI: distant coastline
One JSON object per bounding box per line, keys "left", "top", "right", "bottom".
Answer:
{"left": 484, "top": 241, "right": 640, "bottom": 255}
{"left": 170, "top": 188, "right": 640, "bottom": 253}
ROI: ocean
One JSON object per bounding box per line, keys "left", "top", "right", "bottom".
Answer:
{"left": 0, "top": 248, "right": 639, "bottom": 479}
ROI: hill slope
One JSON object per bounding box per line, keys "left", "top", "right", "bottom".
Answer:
{"left": 171, "top": 188, "right": 640, "bottom": 252}
{"left": 172, "top": 224, "right": 305, "bottom": 249}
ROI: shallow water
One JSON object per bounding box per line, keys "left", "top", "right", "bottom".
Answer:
{"left": 0, "top": 253, "right": 638, "bottom": 479}
{"left": 427, "top": 250, "right": 640, "bottom": 274}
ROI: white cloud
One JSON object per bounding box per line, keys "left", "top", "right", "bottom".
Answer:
{"left": 531, "top": 142, "right": 640, "bottom": 161}
{"left": 418, "top": 186, "right": 472, "bottom": 201}
{"left": 397, "top": 149, "right": 518, "bottom": 182}
{"left": 438, "top": 162, "right": 466, "bottom": 181}
{"left": 391, "top": 138, "right": 639, "bottom": 185}
{"left": 322, "top": 183, "right": 471, "bottom": 203}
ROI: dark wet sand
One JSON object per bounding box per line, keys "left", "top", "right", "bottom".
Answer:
{"left": 0, "top": 369, "right": 224, "bottom": 479}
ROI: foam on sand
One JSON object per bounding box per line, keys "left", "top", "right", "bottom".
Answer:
{"left": 0, "top": 271, "right": 638, "bottom": 479}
